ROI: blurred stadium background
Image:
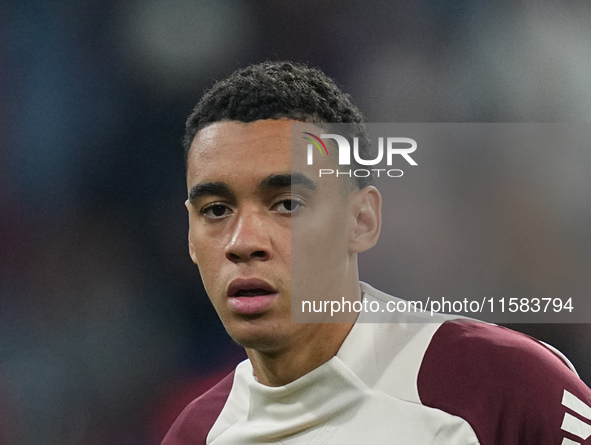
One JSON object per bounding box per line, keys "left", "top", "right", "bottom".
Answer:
{"left": 1, "top": 1, "right": 590, "bottom": 443}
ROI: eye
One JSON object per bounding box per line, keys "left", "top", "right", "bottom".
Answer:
{"left": 201, "top": 203, "right": 232, "bottom": 219}
{"left": 273, "top": 198, "right": 303, "bottom": 214}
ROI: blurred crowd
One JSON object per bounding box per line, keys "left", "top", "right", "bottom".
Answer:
{"left": 1, "top": 1, "right": 590, "bottom": 443}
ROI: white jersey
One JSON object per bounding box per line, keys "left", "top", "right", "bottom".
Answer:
{"left": 163, "top": 283, "right": 591, "bottom": 445}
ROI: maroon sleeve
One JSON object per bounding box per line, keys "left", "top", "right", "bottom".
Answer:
{"left": 418, "top": 320, "right": 591, "bottom": 445}
{"left": 161, "top": 371, "right": 235, "bottom": 445}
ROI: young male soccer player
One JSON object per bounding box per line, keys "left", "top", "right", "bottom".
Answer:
{"left": 163, "top": 61, "right": 591, "bottom": 444}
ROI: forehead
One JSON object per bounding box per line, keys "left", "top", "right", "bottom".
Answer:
{"left": 188, "top": 119, "right": 291, "bottom": 167}
{"left": 186, "top": 119, "right": 331, "bottom": 186}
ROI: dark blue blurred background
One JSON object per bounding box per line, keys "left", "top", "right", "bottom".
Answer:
{"left": 1, "top": 1, "right": 590, "bottom": 443}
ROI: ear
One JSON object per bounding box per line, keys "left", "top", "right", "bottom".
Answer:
{"left": 185, "top": 199, "right": 199, "bottom": 264}
{"left": 348, "top": 186, "right": 382, "bottom": 254}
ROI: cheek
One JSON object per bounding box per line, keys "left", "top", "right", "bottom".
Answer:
{"left": 195, "top": 259, "right": 225, "bottom": 304}
{"left": 189, "top": 221, "right": 221, "bottom": 256}
{"left": 189, "top": 232, "right": 224, "bottom": 287}
{"left": 194, "top": 246, "right": 221, "bottom": 275}
{"left": 300, "top": 205, "right": 350, "bottom": 246}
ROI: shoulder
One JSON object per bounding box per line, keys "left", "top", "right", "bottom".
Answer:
{"left": 417, "top": 320, "right": 591, "bottom": 445}
{"left": 161, "top": 371, "right": 235, "bottom": 445}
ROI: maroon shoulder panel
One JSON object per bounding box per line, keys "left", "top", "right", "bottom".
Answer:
{"left": 162, "top": 371, "right": 235, "bottom": 445}
{"left": 418, "top": 321, "right": 591, "bottom": 445}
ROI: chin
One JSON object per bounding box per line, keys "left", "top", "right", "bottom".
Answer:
{"left": 225, "top": 319, "right": 288, "bottom": 353}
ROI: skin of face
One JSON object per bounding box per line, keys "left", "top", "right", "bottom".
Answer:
{"left": 185, "top": 119, "right": 381, "bottom": 373}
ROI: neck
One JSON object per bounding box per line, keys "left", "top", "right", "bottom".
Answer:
{"left": 248, "top": 264, "right": 361, "bottom": 386}
{"left": 246, "top": 321, "right": 355, "bottom": 386}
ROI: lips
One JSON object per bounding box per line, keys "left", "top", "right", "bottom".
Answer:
{"left": 227, "top": 278, "right": 277, "bottom": 297}
{"left": 226, "top": 278, "right": 278, "bottom": 315}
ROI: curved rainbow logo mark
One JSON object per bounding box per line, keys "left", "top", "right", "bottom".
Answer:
{"left": 302, "top": 132, "right": 328, "bottom": 156}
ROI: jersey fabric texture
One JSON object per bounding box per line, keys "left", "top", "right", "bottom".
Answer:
{"left": 162, "top": 283, "right": 591, "bottom": 445}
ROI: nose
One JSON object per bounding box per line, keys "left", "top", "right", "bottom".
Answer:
{"left": 225, "top": 208, "right": 271, "bottom": 263}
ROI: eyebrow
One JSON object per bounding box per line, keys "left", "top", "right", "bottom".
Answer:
{"left": 188, "top": 182, "right": 233, "bottom": 203}
{"left": 188, "top": 173, "right": 316, "bottom": 203}
{"left": 259, "top": 173, "right": 317, "bottom": 191}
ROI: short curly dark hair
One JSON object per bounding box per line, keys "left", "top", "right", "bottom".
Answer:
{"left": 184, "top": 61, "right": 373, "bottom": 188}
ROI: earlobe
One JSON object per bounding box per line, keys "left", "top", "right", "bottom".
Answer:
{"left": 349, "top": 186, "right": 382, "bottom": 253}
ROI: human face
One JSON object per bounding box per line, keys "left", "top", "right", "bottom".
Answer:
{"left": 185, "top": 119, "right": 360, "bottom": 353}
